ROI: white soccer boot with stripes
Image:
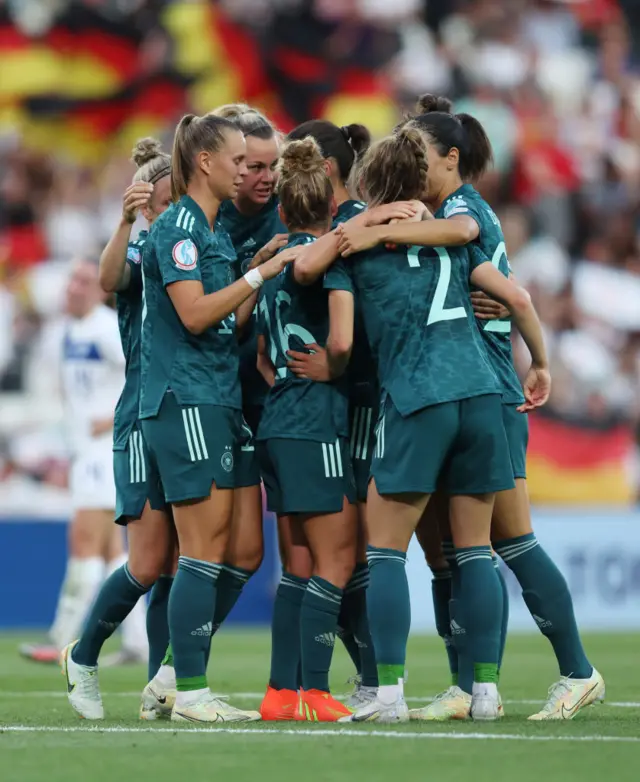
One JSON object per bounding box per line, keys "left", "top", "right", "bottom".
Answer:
{"left": 171, "top": 690, "right": 261, "bottom": 724}
{"left": 340, "top": 688, "right": 409, "bottom": 724}
{"left": 528, "top": 669, "right": 605, "bottom": 721}
{"left": 61, "top": 641, "right": 104, "bottom": 720}
{"left": 343, "top": 676, "right": 378, "bottom": 710}
{"left": 140, "top": 679, "right": 176, "bottom": 720}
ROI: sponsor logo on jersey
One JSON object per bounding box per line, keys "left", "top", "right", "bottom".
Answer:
{"left": 444, "top": 196, "right": 468, "bottom": 218}
{"left": 221, "top": 447, "right": 234, "bottom": 472}
{"left": 172, "top": 239, "right": 198, "bottom": 270}
{"left": 127, "top": 246, "right": 141, "bottom": 264}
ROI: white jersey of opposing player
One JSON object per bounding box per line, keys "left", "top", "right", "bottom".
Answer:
{"left": 61, "top": 304, "right": 125, "bottom": 457}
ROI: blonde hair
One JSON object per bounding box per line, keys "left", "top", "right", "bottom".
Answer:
{"left": 170, "top": 113, "right": 237, "bottom": 201}
{"left": 359, "top": 126, "right": 429, "bottom": 207}
{"left": 131, "top": 138, "right": 170, "bottom": 184}
{"left": 210, "top": 103, "right": 276, "bottom": 140}
{"left": 277, "top": 137, "right": 333, "bottom": 232}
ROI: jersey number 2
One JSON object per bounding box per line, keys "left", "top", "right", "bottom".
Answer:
{"left": 407, "top": 246, "right": 465, "bottom": 326}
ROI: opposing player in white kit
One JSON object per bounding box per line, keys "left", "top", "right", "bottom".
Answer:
{"left": 20, "top": 259, "right": 148, "bottom": 664}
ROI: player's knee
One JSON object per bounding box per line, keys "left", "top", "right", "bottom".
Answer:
{"left": 69, "top": 518, "right": 103, "bottom": 558}
{"left": 127, "top": 550, "right": 165, "bottom": 587}
{"left": 227, "top": 540, "right": 264, "bottom": 572}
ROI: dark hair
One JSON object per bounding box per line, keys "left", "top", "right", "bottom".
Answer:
{"left": 277, "top": 137, "right": 333, "bottom": 231}
{"left": 210, "top": 103, "right": 277, "bottom": 141}
{"left": 287, "top": 120, "right": 371, "bottom": 183}
{"left": 171, "top": 113, "right": 238, "bottom": 201}
{"left": 359, "top": 126, "right": 429, "bottom": 207}
{"left": 406, "top": 93, "right": 493, "bottom": 182}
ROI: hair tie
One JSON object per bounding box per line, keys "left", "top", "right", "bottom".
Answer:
{"left": 149, "top": 164, "right": 171, "bottom": 185}
{"left": 340, "top": 126, "right": 351, "bottom": 142}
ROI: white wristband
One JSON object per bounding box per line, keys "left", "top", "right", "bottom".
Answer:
{"left": 243, "top": 268, "right": 264, "bottom": 290}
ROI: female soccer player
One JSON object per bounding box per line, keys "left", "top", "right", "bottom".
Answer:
{"left": 338, "top": 95, "right": 604, "bottom": 721}
{"left": 256, "top": 136, "right": 358, "bottom": 722}
{"left": 138, "top": 112, "right": 291, "bottom": 724}
{"left": 61, "top": 139, "right": 175, "bottom": 720}
{"left": 333, "top": 125, "right": 550, "bottom": 723}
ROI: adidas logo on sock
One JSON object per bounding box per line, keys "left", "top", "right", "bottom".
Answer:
{"left": 354, "top": 634, "right": 368, "bottom": 649}
{"left": 98, "top": 620, "right": 121, "bottom": 632}
{"left": 450, "top": 620, "right": 466, "bottom": 635}
{"left": 314, "top": 632, "right": 336, "bottom": 647}
{"left": 532, "top": 614, "right": 553, "bottom": 630}
{"left": 191, "top": 622, "right": 213, "bottom": 637}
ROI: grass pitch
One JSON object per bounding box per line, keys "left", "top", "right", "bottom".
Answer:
{"left": 1, "top": 631, "right": 639, "bottom": 782}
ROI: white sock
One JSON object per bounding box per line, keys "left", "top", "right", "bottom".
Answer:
{"left": 155, "top": 664, "right": 176, "bottom": 689}
{"left": 49, "top": 557, "right": 105, "bottom": 649}
{"left": 472, "top": 682, "right": 498, "bottom": 698}
{"left": 175, "top": 687, "right": 209, "bottom": 708}
{"left": 107, "top": 555, "right": 149, "bottom": 657}
{"left": 377, "top": 679, "right": 403, "bottom": 706}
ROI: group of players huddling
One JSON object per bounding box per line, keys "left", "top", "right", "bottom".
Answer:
{"left": 60, "top": 95, "right": 605, "bottom": 725}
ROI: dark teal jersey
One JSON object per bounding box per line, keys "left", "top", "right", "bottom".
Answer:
{"left": 139, "top": 195, "right": 241, "bottom": 418}
{"left": 333, "top": 199, "right": 366, "bottom": 227}
{"left": 113, "top": 230, "right": 147, "bottom": 450}
{"left": 441, "top": 184, "right": 524, "bottom": 405}
{"left": 218, "top": 196, "right": 286, "bottom": 412}
{"left": 257, "top": 233, "right": 351, "bottom": 442}
{"left": 349, "top": 242, "right": 499, "bottom": 416}
{"left": 326, "top": 199, "right": 378, "bottom": 400}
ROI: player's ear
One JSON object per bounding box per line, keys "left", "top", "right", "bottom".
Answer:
{"left": 196, "top": 149, "right": 212, "bottom": 176}
{"left": 323, "top": 159, "right": 333, "bottom": 179}
{"left": 447, "top": 146, "right": 459, "bottom": 171}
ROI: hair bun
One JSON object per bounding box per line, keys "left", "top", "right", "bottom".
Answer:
{"left": 280, "top": 136, "right": 325, "bottom": 176}
{"left": 342, "top": 123, "right": 372, "bottom": 157}
{"left": 415, "top": 94, "right": 453, "bottom": 115}
{"left": 131, "top": 137, "right": 164, "bottom": 168}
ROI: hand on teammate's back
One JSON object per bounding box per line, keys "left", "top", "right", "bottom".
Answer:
{"left": 258, "top": 246, "right": 299, "bottom": 280}
{"left": 122, "top": 182, "right": 153, "bottom": 224}
{"left": 470, "top": 291, "right": 509, "bottom": 321}
{"left": 362, "top": 200, "right": 424, "bottom": 227}
{"left": 250, "top": 233, "right": 289, "bottom": 269}
{"left": 287, "top": 343, "right": 331, "bottom": 381}
{"left": 518, "top": 365, "right": 551, "bottom": 413}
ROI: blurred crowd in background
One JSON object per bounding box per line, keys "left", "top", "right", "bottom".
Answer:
{"left": 1, "top": 0, "right": 639, "bottom": 508}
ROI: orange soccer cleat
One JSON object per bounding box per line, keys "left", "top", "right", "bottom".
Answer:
{"left": 259, "top": 686, "right": 298, "bottom": 721}
{"left": 297, "top": 689, "right": 353, "bottom": 722}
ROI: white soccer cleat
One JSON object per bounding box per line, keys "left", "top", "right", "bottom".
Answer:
{"left": 171, "top": 691, "right": 261, "bottom": 724}
{"left": 340, "top": 693, "right": 409, "bottom": 724}
{"left": 140, "top": 679, "right": 176, "bottom": 720}
{"left": 343, "top": 676, "right": 378, "bottom": 710}
{"left": 528, "top": 669, "right": 605, "bottom": 721}
{"left": 61, "top": 641, "right": 104, "bottom": 720}
{"left": 471, "top": 682, "right": 501, "bottom": 721}
{"left": 409, "top": 686, "right": 472, "bottom": 721}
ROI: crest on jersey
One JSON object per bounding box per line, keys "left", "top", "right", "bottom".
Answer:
{"left": 127, "top": 246, "right": 141, "bottom": 264}
{"left": 172, "top": 239, "right": 198, "bottom": 270}
{"left": 221, "top": 448, "right": 234, "bottom": 472}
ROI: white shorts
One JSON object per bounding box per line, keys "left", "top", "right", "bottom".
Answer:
{"left": 70, "top": 442, "right": 116, "bottom": 512}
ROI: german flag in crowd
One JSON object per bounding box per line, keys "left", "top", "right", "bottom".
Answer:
{"left": 0, "top": 1, "right": 398, "bottom": 164}
{"left": 527, "top": 412, "right": 636, "bottom": 505}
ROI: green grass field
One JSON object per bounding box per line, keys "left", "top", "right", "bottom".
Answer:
{"left": 1, "top": 631, "right": 639, "bottom": 782}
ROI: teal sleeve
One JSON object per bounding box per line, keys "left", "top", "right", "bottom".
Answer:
{"left": 156, "top": 227, "right": 203, "bottom": 287}
{"left": 469, "top": 244, "right": 490, "bottom": 273}
{"left": 324, "top": 258, "right": 355, "bottom": 294}
{"left": 124, "top": 249, "right": 143, "bottom": 296}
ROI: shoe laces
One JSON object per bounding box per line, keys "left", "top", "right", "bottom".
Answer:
{"left": 541, "top": 677, "right": 572, "bottom": 712}
{"left": 432, "top": 686, "right": 457, "bottom": 703}
{"left": 346, "top": 675, "right": 362, "bottom": 691}
{"left": 76, "top": 667, "right": 101, "bottom": 702}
